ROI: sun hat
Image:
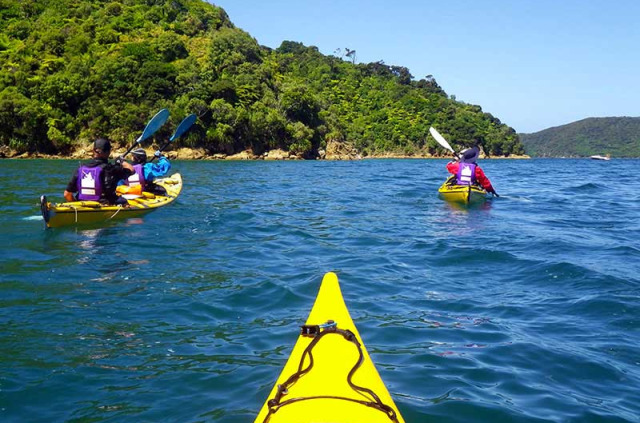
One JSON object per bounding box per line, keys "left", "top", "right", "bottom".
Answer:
{"left": 460, "top": 146, "right": 480, "bottom": 163}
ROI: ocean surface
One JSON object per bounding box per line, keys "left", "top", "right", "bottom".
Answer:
{"left": 1, "top": 158, "right": 639, "bottom": 423}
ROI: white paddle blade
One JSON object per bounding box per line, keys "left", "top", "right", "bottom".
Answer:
{"left": 429, "top": 127, "right": 455, "bottom": 153}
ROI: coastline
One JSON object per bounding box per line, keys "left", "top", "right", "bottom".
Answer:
{"left": 0, "top": 145, "right": 531, "bottom": 160}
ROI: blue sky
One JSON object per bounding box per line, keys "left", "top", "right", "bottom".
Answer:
{"left": 210, "top": 0, "right": 640, "bottom": 133}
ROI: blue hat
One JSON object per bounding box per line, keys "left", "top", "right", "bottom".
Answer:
{"left": 460, "top": 146, "right": 479, "bottom": 163}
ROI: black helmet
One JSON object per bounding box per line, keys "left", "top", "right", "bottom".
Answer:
{"left": 132, "top": 148, "right": 147, "bottom": 164}
{"left": 93, "top": 138, "right": 111, "bottom": 153}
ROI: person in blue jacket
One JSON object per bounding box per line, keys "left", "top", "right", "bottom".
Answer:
{"left": 122, "top": 148, "right": 171, "bottom": 195}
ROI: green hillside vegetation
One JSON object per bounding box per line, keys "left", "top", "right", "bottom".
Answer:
{"left": 0, "top": 0, "right": 524, "bottom": 158}
{"left": 520, "top": 117, "right": 640, "bottom": 158}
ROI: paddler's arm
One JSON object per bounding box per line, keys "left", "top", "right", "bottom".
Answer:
{"left": 475, "top": 167, "right": 498, "bottom": 195}
{"left": 64, "top": 171, "right": 78, "bottom": 202}
{"left": 121, "top": 160, "right": 134, "bottom": 173}
{"left": 114, "top": 156, "right": 134, "bottom": 175}
{"left": 143, "top": 155, "right": 171, "bottom": 182}
{"left": 446, "top": 161, "right": 459, "bottom": 175}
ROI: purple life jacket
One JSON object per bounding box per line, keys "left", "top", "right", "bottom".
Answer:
{"left": 456, "top": 163, "right": 477, "bottom": 185}
{"left": 125, "top": 164, "right": 146, "bottom": 190}
{"left": 77, "top": 165, "right": 104, "bottom": 201}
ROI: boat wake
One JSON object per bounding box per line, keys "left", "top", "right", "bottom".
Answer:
{"left": 23, "top": 215, "right": 44, "bottom": 221}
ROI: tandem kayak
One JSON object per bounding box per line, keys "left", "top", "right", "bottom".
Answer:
{"left": 40, "top": 173, "right": 182, "bottom": 228}
{"left": 254, "top": 272, "right": 405, "bottom": 423}
{"left": 438, "top": 175, "right": 488, "bottom": 205}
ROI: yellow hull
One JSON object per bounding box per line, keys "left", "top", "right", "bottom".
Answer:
{"left": 438, "top": 176, "right": 487, "bottom": 204}
{"left": 41, "top": 173, "right": 182, "bottom": 228}
{"left": 254, "top": 272, "right": 405, "bottom": 423}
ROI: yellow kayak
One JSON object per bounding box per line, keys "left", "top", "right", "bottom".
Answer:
{"left": 254, "top": 272, "right": 405, "bottom": 423}
{"left": 438, "top": 175, "right": 488, "bottom": 204}
{"left": 40, "top": 173, "right": 182, "bottom": 228}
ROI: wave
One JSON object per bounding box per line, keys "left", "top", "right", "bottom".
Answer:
{"left": 562, "top": 182, "right": 606, "bottom": 192}
{"left": 22, "top": 215, "right": 44, "bottom": 221}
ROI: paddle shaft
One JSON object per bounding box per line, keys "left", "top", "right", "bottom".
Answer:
{"left": 120, "top": 109, "right": 170, "bottom": 160}
{"left": 149, "top": 140, "right": 171, "bottom": 163}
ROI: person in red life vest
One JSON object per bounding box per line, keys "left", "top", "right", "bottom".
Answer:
{"left": 446, "top": 145, "right": 499, "bottom": 196}
{"left": 64, "top": 138, "right": 134, "bottom": 204}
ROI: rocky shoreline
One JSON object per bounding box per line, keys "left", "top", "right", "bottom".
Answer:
{"left": 0, "top": 145, "right": 530, "bottom": 161}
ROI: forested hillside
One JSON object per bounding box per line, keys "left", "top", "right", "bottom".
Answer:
{"left": 520, "top": 117, "right": 640, "bottom": 158}
{"left": 0, "top": 0, "right": 525, "bottom": 158}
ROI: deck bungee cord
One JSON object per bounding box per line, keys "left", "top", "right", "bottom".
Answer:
{"left": 262, "top": 320, "right": 399, "bottom": 423}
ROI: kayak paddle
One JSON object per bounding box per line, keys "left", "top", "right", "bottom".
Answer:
{"left": 120, "top": 108, "right": 170, "bottom": 160}
{"left": 150, "top": 113, "right": 197, "bottom": 162}
{"left": 429, "top": 127, "right": 459, "bottom": 159}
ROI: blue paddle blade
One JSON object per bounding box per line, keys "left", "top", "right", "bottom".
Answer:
{"left": 136, "top": 108, "right": 170, "bottom": 143}
{"left": 169, "top": 114, "right": 197, "bottom": 141}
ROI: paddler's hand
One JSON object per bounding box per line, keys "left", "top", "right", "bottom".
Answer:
{"left": 488, "top": 187, "right": 499, "bottom": 197}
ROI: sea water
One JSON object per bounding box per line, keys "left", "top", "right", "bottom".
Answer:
{"left": 0, "top": 158, "right": 638, "bottom": 422}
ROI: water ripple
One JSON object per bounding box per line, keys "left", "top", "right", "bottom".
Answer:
{"left": 0, "top": 159, "right": 639, "bottom": 422}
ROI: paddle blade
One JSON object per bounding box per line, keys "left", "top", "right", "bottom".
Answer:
{"left": 429, "top": 127, "right": 455, "bottom": 153}
{"left": 136, "top": 108, "right": 170, "bottom": 143}
{"left": 169, "top": 114, "right": 197, "bottom": 141}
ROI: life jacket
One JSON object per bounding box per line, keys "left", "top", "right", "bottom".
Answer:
{"left": 77, "top": 165, "right": 104, "bottom": 201}
{"left": 456, "top": 163, "right": 477, "bottom": 185}
{"left": 125, "top": 164, "right": 146, "bottom": 191}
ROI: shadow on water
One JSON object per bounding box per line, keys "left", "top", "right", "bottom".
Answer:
{"left": 441, "top": 198, "right": 494, "bottom": 213}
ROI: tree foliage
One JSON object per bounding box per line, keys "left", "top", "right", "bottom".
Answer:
{"left": 0, "top": 0, "right": 525, "bottom": 157}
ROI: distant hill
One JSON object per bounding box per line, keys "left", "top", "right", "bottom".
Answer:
{"left": 519, "top": 117, "right": 640, "bottom": 158}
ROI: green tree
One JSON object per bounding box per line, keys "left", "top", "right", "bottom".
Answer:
{"left": 0, "top": 0, "right": 525, "bottom": 158}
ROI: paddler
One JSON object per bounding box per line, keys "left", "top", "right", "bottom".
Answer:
{"left": 118, "top": 148, "right": 171, "bottom": 195}
{"left": 64, "top": 138, "right": 134, "bottom": 204}
{"left": 446, "top": 143, "right": 499, "bottom": 196}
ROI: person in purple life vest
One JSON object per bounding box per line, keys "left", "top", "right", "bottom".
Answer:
{"left": 64, "top": 138, "right": 134, "bottom": 204}
{"left": 445, "top": 145, "right": 498, "bottom": 196}
{"left": 121, "top": 148, "right": 171, "bottom": 195}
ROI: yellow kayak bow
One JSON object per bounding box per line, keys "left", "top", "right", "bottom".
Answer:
{"left": 255, "top": 272, "right": 405, "bottom": 423}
